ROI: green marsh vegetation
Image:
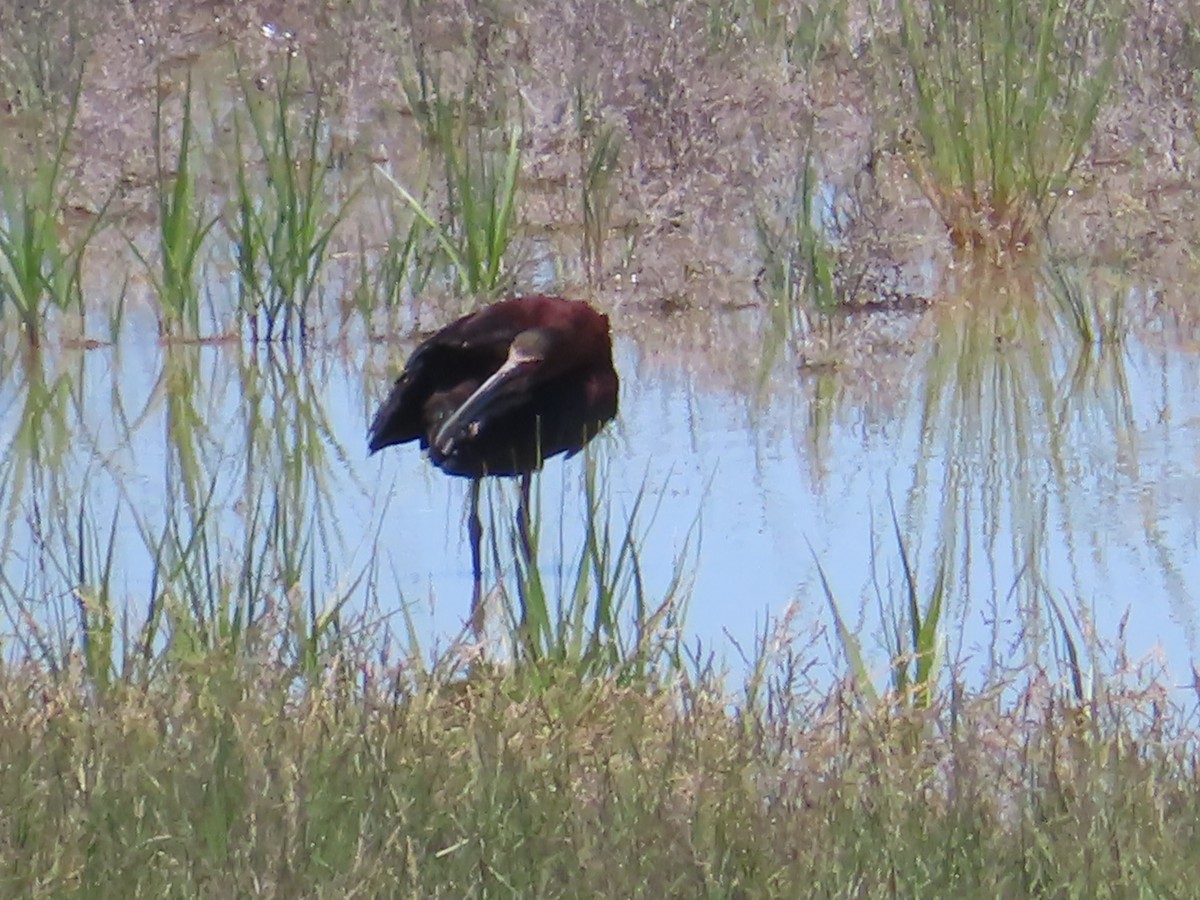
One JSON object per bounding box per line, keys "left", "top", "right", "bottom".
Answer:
{"left": 0, "top": 78, "right": 99, "bottom": 346}
{"left": 129, "top": 74, "right": 211, "bottom": 339}
{"left": 876, "top": 0, "right": 1125, "bottom": 259}
{"left": 2, "top": 0, "right": 1200, "bottom": 893}
{"left": 223, "top": 56, "right": 349, "bottom": 343}
{"left": 574, "top": 81, "right": 624, "bottom": 283}
{"left": 379, "top": 86, "right": 524, "bottom": 296}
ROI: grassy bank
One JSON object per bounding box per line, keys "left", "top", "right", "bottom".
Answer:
{"left": 1, "top": 627, "right": 1195, "bottom": 896}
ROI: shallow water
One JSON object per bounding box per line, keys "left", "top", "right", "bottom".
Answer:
{"left": 1, "top": 3, "right": 1199, "bottom": 691}
{"left": 3, "top": 292, "right": 1198, "bottom": 689}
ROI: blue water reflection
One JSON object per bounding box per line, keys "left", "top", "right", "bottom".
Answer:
{"left": 2, "top": 310, "right": 1198, "bottom": 689}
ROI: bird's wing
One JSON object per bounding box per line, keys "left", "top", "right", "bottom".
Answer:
{"left": 427, "top": 301, "right": 535, "bottom": 354}
{"left": 369, "top": 347, "right": 469, "bottom": 448}
{"left": 368, "top": 311, "right": 526, "bottom": 453}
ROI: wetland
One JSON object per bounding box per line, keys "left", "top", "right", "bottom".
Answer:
{"left": 2, "top": 0, "right": 1200, "bottom": 893}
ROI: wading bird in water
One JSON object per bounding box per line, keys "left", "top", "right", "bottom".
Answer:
{"left": 367, "top": 295, "right": 619, "bottom": 631}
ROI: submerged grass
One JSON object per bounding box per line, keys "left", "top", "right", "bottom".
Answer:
{"left": 574, "top": 83, "right": 623, "bottom": 284}
{"left": 754, "top": 141, "right": 839, "bottom": 323}
{"left": 0, "top": 0, "right": 91, "bottom": 112}
{"left": 349, "top": 198, "right": 433, "bottom": 322}
{"left": 380, "top": 69, "right": 523, "bottom": 295}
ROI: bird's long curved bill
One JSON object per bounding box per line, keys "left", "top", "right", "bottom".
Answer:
{"left": 433, "top": 355, "right": 534, "bottom": 455}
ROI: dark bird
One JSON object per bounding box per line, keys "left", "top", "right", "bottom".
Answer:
{"left": 368, "top": 295, "right": 619, "bottom": 629}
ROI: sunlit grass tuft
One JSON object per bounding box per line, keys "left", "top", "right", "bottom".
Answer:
{"left": 882, "top": 0, "right": 1124, "bottom": 257}
{"left": 815, "top": 500, "right": 945, "bottom": 723}
{"left": 135, "top": 74, "right": 218, "bottom": 339}
{"left": 377, "top": 75, "right": 522, "bottom": 296}
{"left": 224, "top": 56, "right": 347, "bottom": 342}
{"left": 0, "top": 74, "right": 101, "bottom": 345}
{"left": 488, "top": 458, "right": 693, "bottom": 686}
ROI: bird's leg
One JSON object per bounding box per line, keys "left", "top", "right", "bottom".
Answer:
{"left": 516, "top": 472, "right": 534, "bottom": 567}
{"left": 468, "top": 479, "right": 485, "bottom": 638}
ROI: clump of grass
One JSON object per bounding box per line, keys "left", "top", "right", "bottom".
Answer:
{"left": 0, "top": 74, "right": 100, "bottom": 345}
{"left": 754, "top": 142, "right": 840, "bottom": 322}
{"left": 0, "top": 0, "right": 90, "bottom": 113}
{"left": 881, "top": 0, "right": 1124, "bottom": 256}
{"left": 816, "top": 500, "right": 945, "bottom": 722}
{"left": 224, "top": 56, "right": 347, "bottom": 342}
{"left": 574, "top": 84, "right": 623, "bottom": 284}
{"left": 489, "top": 459, "right": 692, "bottom": 685}
{"left": 1, "top": 583, "right": 1197, "bottom": 895}
{"left": 377, "top": 77, "right": 522, "bottom": 296}
{"left": 753, "top": 138, "right": 872, "bottom": 386}
{"left": 349, "top": 204, "right": 432, "bottom": 323}
{"left": 72, "top": 493, "right": 120, "bottom": 693}
{"left": 1042, "top": 259, "right": 1128, "bottom": 345}
{"left": 135, "top": 74, "right": 217, "bottom": 339}
{"left": 705, "top": 0, "right": 843, "bottom": 62}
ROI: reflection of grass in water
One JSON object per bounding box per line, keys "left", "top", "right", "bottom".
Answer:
{"left": 911, "top": 266, "right": 1065, "bottom": 664}
{"left": 0, "top": 349, "right": 353, "bottom": 686}
{"left": 2, "top": 338, "right": 1200, "bottom": 890}
{"left": 0, "top": 344, "right": 81, "bottom": 668}
{"left": 881, "top": 0, "right": 1123, "bottom": 257}
{"left": 129, "top": 475, "right": 352, "bottom": 684}
{"left": 1043, "top": 258, "right": 1128, "bottom": 347}
{"left": 752, "top": 140, "right": 843, "bottom": 416}
{"left": 905, "top": 263, "right": 1168, "bottom": 678}
{"left": 1044, "top": 265, "right": 1196, "bottom": 647}
{"left": 0, "top": 333, "right": 357, "bottom": 670}
{"left": 157, "top": 346, "right": 208, "bottom": 513}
